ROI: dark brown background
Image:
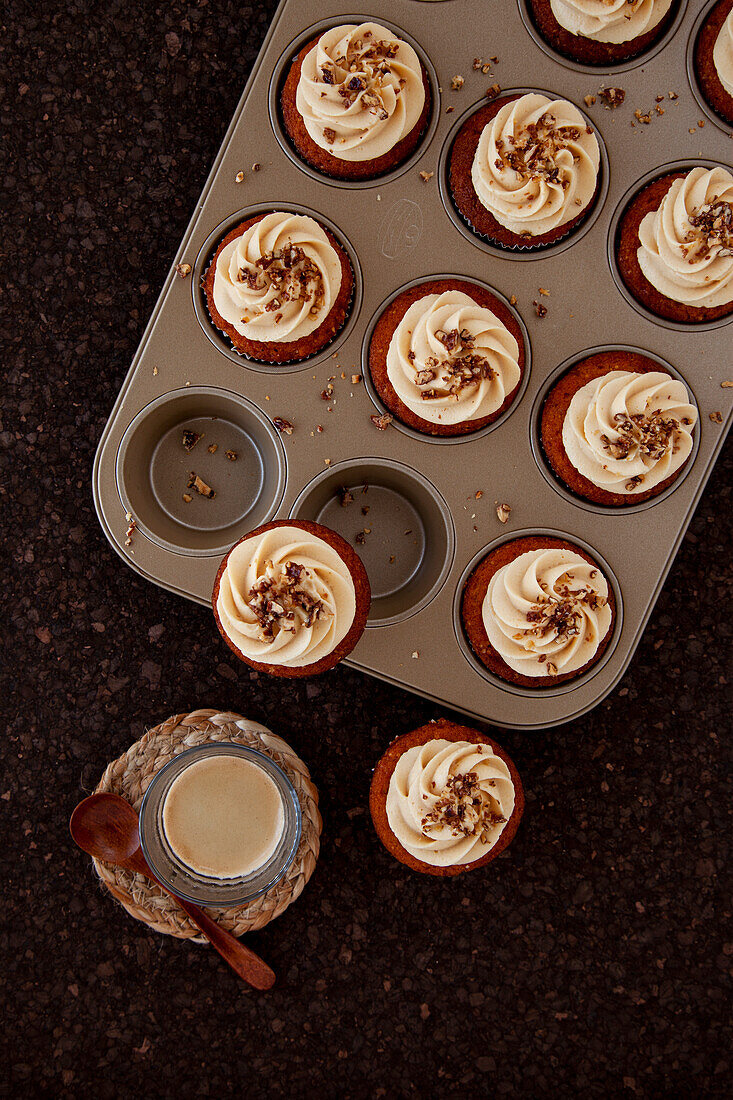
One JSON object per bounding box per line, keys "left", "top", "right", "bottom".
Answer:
{"left": 2, "top": 2, "right": 730, "bottom": 1097}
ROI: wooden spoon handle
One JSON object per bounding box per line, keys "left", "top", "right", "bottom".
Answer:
{"left": 125, "top": 850, "right": 275, "bottom": 990}
{"left": 173, "top": 895, "right": 276, "bottom": 990}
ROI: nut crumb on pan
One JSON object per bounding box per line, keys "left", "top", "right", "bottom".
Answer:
{"left": 152, "top": 365, "right": 158, "bottom": 376}
{"left": 351, "top": 373, "right": 362, "bottom": 385}
{"left": 187, "top": 472, "right": 216, "bottom": 498}
{"left": 599, "top": 87, "right": 625, "bottom": 109}
{"left": 324, "top": 457, "right": 331, "bottom": 465}
{"left": 412, "top": 651, "right": 419, "bottom": 659}
{"left": 225, "top": 450, "right": 238, "bottom": 461}
{"left": 124, "top": 513, "right": 137, "bottom": 547}
{"left": 370, "top": 413, "right": 392, "bottom": 429}
{"left": 584, "top": 94, "right": 596, "bottom": 107}
{"left": 485, "top": 83, "right": 501, "bottom": 101}
{"left": 419, "top": 170, "right": 434, "bottom": 182}
{"left": 496, "top": 502, "right": 511, "bottom": 524}
{"left": 321, "top": 382, "right": 334, "bottom": 400}
{"left": 709, "top": 411, "right": 723, "bottom": 424}
{"left": 533, "top": 300, "right": 547, "bottom": 318}
{"left": 182, "top": 493, "right": 193, "bottom": 503}
{"left": 475, "top": 490, "right": 483, "bottom": 499}
{"left": 207, "top": 443, "right": 218, "bottom": 454}
{"left": 538, "top": 287, "right": 550, "bottom": 297}
{"left": 362, "top": 505, "right": 370, "bottom": 515}
{"left": 252, "top": 162, "right": 261, "bottom": 172}
{"left": 355, "top": 531, "right": 366, "bottom": 545}
{"left": 182, "top": 429, "right": 201, "bottom": 452}
{"left": 446, "top": 106, "right": 455, "bottom": 114}
{"left": 721, "top": 381, "right": 733, "bottom": 388}
{"left": 450, "top": 75, "right": 464, "bottom": 91}
{"left": 389, "top": 555, "right": 396, "bottom": 563}
{"left": 235, "top": 171, "right": 244, "bottom": 183}
{"left": 509, "top": 294, "right": 517, "bottom": 305}
{"left": 338, "top": 486, "right": 354, "bottom": 507}
{"left": 273, "top": 417, "right": 294, "bottom": 435}
{"left": 175, "top": 262, "right": 191, "bottom": 277}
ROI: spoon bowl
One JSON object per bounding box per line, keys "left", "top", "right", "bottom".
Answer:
{"left": 70, "top": 792, "right": 142, "bottom": 864}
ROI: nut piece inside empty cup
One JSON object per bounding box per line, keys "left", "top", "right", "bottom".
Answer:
{"left": 290, "top": 458, "right": 455, "bottom": 626}
{"left": 116, "top": 387, "right": 286, "bottom": 557}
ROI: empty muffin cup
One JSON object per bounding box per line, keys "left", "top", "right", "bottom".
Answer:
{"left": 290, "top": 458, "right": 455, "bottom": 625}
{"left": 116, "top": 387, "right": 286, "bottom": 556}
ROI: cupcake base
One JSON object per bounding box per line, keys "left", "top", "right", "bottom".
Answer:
{"left": 526, "top": 0, "right": 679, "bottom": 65}
{"left": 616, "top": 174, "right": 733, "bottom": 324}
{"left": 368, "top": 278, "right": 526, "bottom": 436}
{"left": 448, "top": 96, "right": 599, "bottom": 250}
{"left": 212, "top": 520, "right": 371, "bottom": 677}
{"left": 461, "top": 536, "right": 616, "bottom": 687}
{"left": 369, "top": 718, "right": 524, "bottom": 877}
{"left": 694, "top": 0, "right": 733, "bottom": 127}
{"left": 280, "top": 34, "right": 432, "bottom": 182}
{"left": 541, "top": 351, "right": 693, "bottom": 506}
{"left": 202, "top": 213, "right": 354, "bottom": 363}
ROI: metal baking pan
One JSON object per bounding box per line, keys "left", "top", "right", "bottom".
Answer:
{"left": 93, "top": 0, "right": 732, "bottom": 729}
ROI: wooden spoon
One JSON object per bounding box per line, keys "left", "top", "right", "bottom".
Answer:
{"left": 70, "top": 792, "right": 276, "bottom": 990}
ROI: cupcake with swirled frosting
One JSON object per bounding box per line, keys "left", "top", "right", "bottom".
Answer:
{"left": 616, "top": 165, "right": 733, "bottom": 323}
{"left": 461, "top": 536, "right": 616, "bottom": 686}
{"left": 202, "top": 211, "right": 354, "bottom": 362}
{"left": 280, "top": 21, "right": 431, "bottom": 181}
{"left": 368, "top": 279, "right": 526, "bottom": 436}
{"left": 527, "top": 0, "right": 677, "bottom": 64}
{"left": 449, "top": 92, "right": 601, "bottom": 250}
{"left": 369, "top": 719, "right": 524, "bottom": 877}
{"left": 213, "top": 520, "right": 370, "bottom": 677}
{"left": 695, "top": 1, "right": 733, "bottom": 128}
{"left": 541, "top": 350, "right": 698, "bottom": 506}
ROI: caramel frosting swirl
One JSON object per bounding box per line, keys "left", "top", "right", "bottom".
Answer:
{"left": 471, "top": 93, "right": 600, "bottom": 237}
{"left": 483, "top": 548, "right": 612, "bottom": 678}
{"left": 216, "top": 526, "right": 356, "bottom": 668}
{"left": 713, "top": 10, "right": 733, "bottom": 99}
{"left": 295, "top": 22, "right": 425, "bottom": 162}
{"left": 385, "top": 291, "right": 521, "bottom": 425}
{"left": 549, "top": 0, "right": 672, "bottom": 43}
{"left": 212, "top": 212, "right": 343, "bottom": 343}
{"left": 637, "top": 167, "right": 733, "bottom": 308}
{"left": 562, "top": 370, "right": 697, "bottom": 495}
{"left": 386, "top": 739, "right": 515, "bottom": 867}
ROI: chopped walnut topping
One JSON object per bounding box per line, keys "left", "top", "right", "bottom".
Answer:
{"left": 493, "top": 111, "right": 588, "bottom": 187}
{"left": 187, "top": 472, "right": 215, "bottom": 498}
{"left": 413, "top": 328, "right": 495, "bottom": 400}
{"left": 600, "top": 411, "right": 679, "bottom": 462}
{"left": 421, "top": 771, "right": 505, "bottom": 841}
{"left": 370, "top": 413, "right": 392, "bottom": 429}
{"left": 685, "top": 201, "right": 733, "bottom": 261}
{"left": 238, "top": 244, "right": 324, "bottom": 320}
{"left": 247, "top": 560, "right": 330, "bottom": 642}
{"left": 323, "top": 126, "right": 337, "bottom": 145}
{"left": 273, "top": 417, "right": 294, "bottom": 435}
{"left": 524, "top": 581, "right": 606, "bottom": 645}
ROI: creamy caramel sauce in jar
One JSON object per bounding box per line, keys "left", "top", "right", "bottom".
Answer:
{"left": 161, "top": 755, "right": 285, "bottom": 879}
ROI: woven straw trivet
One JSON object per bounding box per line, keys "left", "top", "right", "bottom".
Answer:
{"left": 92, "top": 708, "right": 322, "bottom": 942}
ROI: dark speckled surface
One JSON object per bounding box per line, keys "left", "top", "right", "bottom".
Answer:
{"left": 2, "top": 2, "right": 731, "bottom": 1097}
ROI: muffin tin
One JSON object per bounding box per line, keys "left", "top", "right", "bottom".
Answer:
{"left": 93, "top": 0, "right": 732, "bottom": 730}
